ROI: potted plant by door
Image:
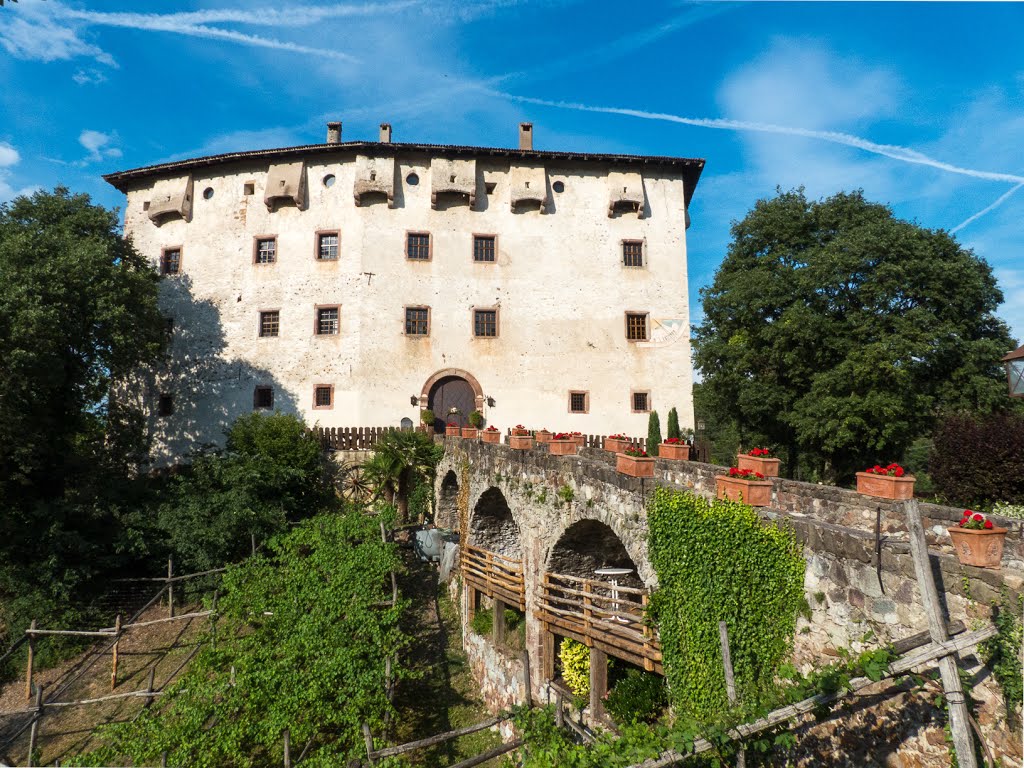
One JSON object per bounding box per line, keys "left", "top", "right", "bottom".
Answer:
{"left": 617, "top": 447, "right": 655, "bottom": 478}
{"left": 856, "top": 463, "right": 915, "bottom": 500}
{"left": 604, "top": 433, "right": 631, "bottom": 454}
{"left": 463, "top": 410, "right": 484, "bottom": 438}
{"left": 548, "top": 432, "right": 578, "bottom": 456}
{"left": 737, "top": 447, "right": 780, "bottom": 477}
{"left": 509, "top": 425, "right": 534, "bottom": 450}
{"left": 659, "top": 437, "right": 690, "bottom": 461}
{"left": 419, "top": 408, "right": 435, "bottom": 434}
{"left": 948, "top": 510, "right": 1008, "bottom": 569}
{"left": 570, "top": 431, "right": 585, "bottom": 447}
{"left": 481, "top": 425, "right": 501, "bottom": 444}
{"left": 446, "top": 407, "right": 462, "bottom": 437}
{"left": 535, "top": 428, "right": 553, "bottom": 444}
{"left": 716, "top": 467, "right": 772, "bottom": 507}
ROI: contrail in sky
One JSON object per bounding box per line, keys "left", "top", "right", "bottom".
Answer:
{"left": 951, "top": 183, "right": 1024, "bottom": 234}
{"left": 498, "top": 93, "right": 1024, "bottom": 186}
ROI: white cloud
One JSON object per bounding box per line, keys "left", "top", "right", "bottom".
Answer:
{"left": 78, "top": 130, "right": 121, "bottom": 163}
{"left": 0, "top": 4, "right": 117, "bottom": 67}
{"left": 0, "top": 144, "right": 20, "bottom": 168}
{"left": 72, "top": 68, "right": 108, "bottom": 86}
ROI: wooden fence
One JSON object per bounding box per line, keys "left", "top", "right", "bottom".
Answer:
{"left": 461, "top": 545, "right": 525, "bottom": 611}
{"left": 316, "top": 426, "right": 402, "bottom": 451}
{"left": 537, "top": 571, "right": 662, "bottom": 673}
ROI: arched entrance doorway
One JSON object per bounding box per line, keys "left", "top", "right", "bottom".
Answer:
{"left": 421, "top": 368, "right": 483, "bottom": 433}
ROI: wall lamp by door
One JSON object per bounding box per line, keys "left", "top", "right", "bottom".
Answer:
{"left": 410, "top": 395, "right": 419, "bottom": 406}
{"left": 486, "top": 396, "right": 496, "bottom": 407}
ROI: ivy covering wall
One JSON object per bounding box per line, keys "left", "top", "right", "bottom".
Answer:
{"left": 648, "top": 487, "right": 807, "bottom": 718}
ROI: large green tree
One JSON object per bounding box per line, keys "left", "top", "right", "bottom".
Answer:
{"left": 693, "top": 189, "right": 1014, "bottom": 482}
{"left": 0, "top": 188, "right": 166, "bottom": 639}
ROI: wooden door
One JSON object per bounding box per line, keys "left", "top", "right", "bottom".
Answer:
{"left": 428, "top": 376, "right": 476, "bottom": 432}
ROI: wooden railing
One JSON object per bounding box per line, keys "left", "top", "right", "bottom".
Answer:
{"left": 461, "top": 545, "right": 525, "bottom": 611}
{"left": 538, "top": 571, "right": 662, "bottom": 673}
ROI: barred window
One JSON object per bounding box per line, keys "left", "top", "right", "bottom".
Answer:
{"left": 317, "top": 232, "right": 339, "bottom": 261}
{"left": 406, "top": 232, "right": 430, "bottom": 261}
{"left": 158, "top": 393, "right": 174, "bottom": 417}
{"left": 316, "top": 307, "right": 339, "bottom": 335}
{"left": 405, "top": 307, "right": 429, "bottom": 336}
{"left": 474, "top": 309, "right": 497, "bottom": 338}
{"left": 632, "top": 391, "right": 650, "bottom": 412}
{"left": 259, "top": 310, "right": 279, "bottom": 338}
{"left": 254, "top": 386, "right": 274, "bottom": 409}
{"left": 314, "top": 385, "right": 333, "bottom": 408}
{"left": 622, "top": 240, "right": 643, "bottom": 267}
{"left": 473, "top": 235, "right": 496, "bottom": 263}
{"left": 161, "top": 248, "right": 181, "bottom": 275}
{"left": 569, "top": 391, "right": 588, "bottom": 413}
{"left": 626, "top": 312, "right": 648, "bottom": 341}
{"left": 255, "top": 237, "right": 277, "bottom": 264}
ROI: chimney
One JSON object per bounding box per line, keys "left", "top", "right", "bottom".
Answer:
{"left": 519, "top": 122, "right": 533, "bottom": 150}
{"left": 379, "top": 123, "right": 392, "bottom": 143}
{"left": 326, "top": 121, "right": 342, "bottom": 144}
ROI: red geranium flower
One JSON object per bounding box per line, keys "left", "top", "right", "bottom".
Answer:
{"left": 984, "top": 520, "right": 994, "bottom": 530}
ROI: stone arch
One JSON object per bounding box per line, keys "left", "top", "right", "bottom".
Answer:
{"left": 469, "top": 486, "right": 522, "bottom": 559}
{"left": 546, "top": 519, "right": 643, "bottom": 591}
{"left": 436, "top": 469, "right": 460, "bottom": 530}
{"left": 420, "top": 368, "right": 484, "bottom": 410}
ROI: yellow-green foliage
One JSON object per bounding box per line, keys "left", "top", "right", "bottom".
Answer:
{"left": 559, "top": 638, "right": 590, "bottom": 698}
{"left": 648, "top": 487, "right": 806, "bottom": 719}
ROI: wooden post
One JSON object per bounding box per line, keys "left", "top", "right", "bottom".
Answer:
{"left": 583, "top": 579, "right": 593, "bottom": 641}
{"left": 211, "top": 590, "right": 219, "bottom": 651}
{"left": 167, "top": 556, "right": 175, "bottom": 618}
{"left": 493, "top": 598, "right": 506, "bottom": 645}
{"left": 283, "top": 728, "right": 291, "bottom": 768}
{"left": 111, "top": 614, "right": 122, "bottom": 690}
{"left": 27, "top": 683, "right": 42, "bottom": 767}
{"left": 521, "top": 648, "right": 532, "bottom": 707}
{"left": 555, "top": 689, "right": 565, "bottom": 727}
{"left": 361, "top": 722, "right": 376, "bottom": 766}
{"left": 718, "top": 621, "right": 745, "bottom": 768}
{"left": 252, "top": 532, "right": 257, "bottom": 556}
{"left": 589, "top": 647, "right": 608, "bottom": 718}
{"left": 25, "top": 618, "right": 36, "bottom": 700}
{"left": 542, "top": 629, "right": 555, "bottom": 682}
{"left": 161, "top": 751, "right": 168, "bottom": 767}
{"left": 145, "top": 667, "right": 156, "bottom": 707}
{"left": 905, "top": 499, "right": 977, "bottom": 768}
{"left": 642, "top": 593, "right": 655, "bottom": 672}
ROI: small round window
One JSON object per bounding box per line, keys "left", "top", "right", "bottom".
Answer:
{"left": 322, "top": 174, "right": 336, "bottom": 188}
{"left": 406, "top": 172, "right": 420, "bottom": 186}
{"left": 552, "top": 180, "right": 565, "bottom": 193}
{"left": 203, "top": 187, "right": 214, "bottom": 200}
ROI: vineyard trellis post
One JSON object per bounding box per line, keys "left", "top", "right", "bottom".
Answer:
{"left": 25, "top": 618, "right": 36, "bottom": 700}
{"left": 110, "top": 613, "right": 122, "bottom": 690}
{"left": 167, "top": 556, "right": 175, "bottom": 618}
{"left": 26, "top": 683, "right": 42, "bottom": 767}
{"left": 718, "top": 621, "right": 745, "bottom": 768}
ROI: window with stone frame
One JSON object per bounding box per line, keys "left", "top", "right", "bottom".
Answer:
{"left": 406, "top": 232, "right": 431, "bottom": 261}
{"left": 161, "top": 247, "right": 181, "bottom": 275}
{"left": 632, "top": 391, "right": 650, "bottom": 413}
{"left": 313, "top": 385, "right": 333, "bottom": 409}
{"left": 259, "top": 310, "right": 280, "bottom": 338}
{"left": 316, "top": 306, "right": 339, "bottom": 335}
{"left": 254, "top": 237, "right": 277, "bottom": 264}
{"left": 473, "top": 235, "right": 496, "bottom": 263}
{"left": 622, "top": 240, "right": 643, "bottom": 267}
{"left": 569, "top": 391, "right": 589, "bottom": 413}
{"left": 625, "top": 312, "right": 648, "bottom": 341}
{"left": 253, "top": 386, "right": 274, "bottom": 410}
{"left": 474, "top": 309, "right": 498, "bottom": 338}
{"left": 317, "top": 231, "right": 339, "bottom": 261}
{"left": 405, "top": 306, "right": 429, "bottom": 336}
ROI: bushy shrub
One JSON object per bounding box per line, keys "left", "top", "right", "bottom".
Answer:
{"left": 604, "top": 669, "right": 667, "bottom": 724}
{"left": 559, "top": 638, "right": 590, "bottom": 698}
{"left": 470, "top": 607, "right": 493, "bottom": 636}
{"left": 931, "top": 411, "right": 1024, "bottom": 509}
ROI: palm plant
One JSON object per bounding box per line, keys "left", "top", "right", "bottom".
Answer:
{"left": 367, "top": 431, "right": 443, "bottom": 522}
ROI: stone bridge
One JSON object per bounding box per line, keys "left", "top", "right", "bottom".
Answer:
{"left": 433, "top": 437, "right": 1024, "bottom": 764}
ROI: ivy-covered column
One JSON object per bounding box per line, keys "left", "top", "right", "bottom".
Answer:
{"left": 589, "top": 647, "right": 608, "bottom": 717}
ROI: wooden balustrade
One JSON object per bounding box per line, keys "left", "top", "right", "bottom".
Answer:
{"left": 461, "top": 544, "right": 525, "bottom": 610}
{"left": 538, "top": 571, "right": 662, "bottom": 673}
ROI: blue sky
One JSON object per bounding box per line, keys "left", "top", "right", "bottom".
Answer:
{"left": 1, "top": 0, "right": 1021, "bottom": 346}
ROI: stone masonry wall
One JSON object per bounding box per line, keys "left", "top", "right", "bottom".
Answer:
{"left": 437, "top": 437, "right": 1023, "bottom": 765}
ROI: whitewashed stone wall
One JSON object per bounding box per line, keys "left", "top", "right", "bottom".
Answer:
{"left": 116, "top": 147, "right": 697, "bottom": 463}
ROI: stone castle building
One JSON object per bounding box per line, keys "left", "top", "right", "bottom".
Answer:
{"left": 104, "top": 123, "right": 705, "bottom": 461}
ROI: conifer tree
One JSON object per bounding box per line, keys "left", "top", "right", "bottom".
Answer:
{"left": 667, "top": 407, "right": 681, "bottom": 440}
{"left": 647, "top": 410, "right": 662, "bottom": 456}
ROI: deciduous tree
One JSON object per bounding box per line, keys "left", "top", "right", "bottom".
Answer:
{"left": 694, "top": 189, "right": 1014, "bottom": 481}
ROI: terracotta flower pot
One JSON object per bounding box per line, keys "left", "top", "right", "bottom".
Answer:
{"left": 461, "top": 427, "right": 478, "bottom": 439}
{"left": 617, "top": 453, "right": 655, "bottom": 478}
{"left": 856, "top": 472, "right": 915, "bottom": 500}
{"left": 445, "top": 425, "right": 461, "bottom": 437}
{"left": 660, "top": 442, "right": 690, "bottom": 461}
{"left": 481, "top": 430, "right": 501, "bottom": 444}
{"left": 509, "top": 434, "right": 534, "bottom": 450}
{"left": 535, "top": 430, "right": 552, "bottom": 444}
{"left": 547, "top": 438, "right": 578, "bottom": 456}
{"left": 715, "top": 475, "right": 772, "bottom": 507}
{"left": 571, "top": 434, "right": 585, "bottom": 447}
{"left": 948, "top": 526, "right": 1008, "bottom": 569}
{"left": 737, "top": 453, "right": 780, "bottom": 477}
{"left": 604, "top": 437, "right": 630, "bottom": 454}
